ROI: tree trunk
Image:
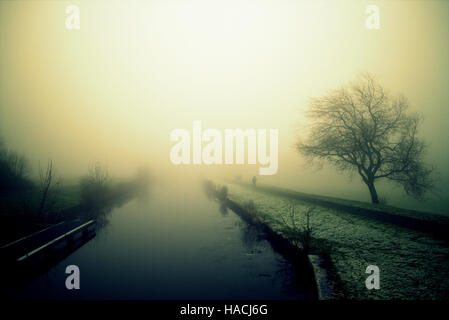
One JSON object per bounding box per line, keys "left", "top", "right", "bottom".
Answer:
{"left": 366, "top": 180, "right": 379, "bottom": 204}
{"left": 38, "top": 184, "right": 50, "bottom": 216}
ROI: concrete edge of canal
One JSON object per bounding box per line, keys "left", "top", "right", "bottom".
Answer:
{"left": 220, "top": 197, "right": 337, "bottom": 300}
{"left": 307, "top": 254, "right": 338, "bottom": 300}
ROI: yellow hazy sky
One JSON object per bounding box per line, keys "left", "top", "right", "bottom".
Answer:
{"left": 0, "top": 0, "right": 448, "bottom": 210}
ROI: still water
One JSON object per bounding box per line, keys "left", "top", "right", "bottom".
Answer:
{"left": 6, "top": 181, "right": 316, "bottom": 300}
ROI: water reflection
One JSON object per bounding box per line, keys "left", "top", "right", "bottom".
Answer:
{"left": 78, "top": 175, "right": 153, "bottom": 234}
{"left": 203, "top": 180, "right": 317, "bottom": 300}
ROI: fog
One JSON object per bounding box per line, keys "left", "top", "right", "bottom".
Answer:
{"left": 1, "top": 0, "right": 448, "bottom": 214}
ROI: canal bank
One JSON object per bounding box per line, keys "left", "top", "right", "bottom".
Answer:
{"left": 220, "top": 182, "right": 449, "bottom": 299}
{"left": 223, "top": 197, "right": 333, "bottom": 300}
{"left": 1, "top": 220, "right": 96, "bottom": 287}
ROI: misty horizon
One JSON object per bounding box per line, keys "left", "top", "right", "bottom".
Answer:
{"left": 1, "top": 0, "right": 448, "bottom": 214}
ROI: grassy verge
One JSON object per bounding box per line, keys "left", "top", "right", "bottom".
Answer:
{"left": 0, "top": 184, "right": 81, "bottom": 246}
{"left": 220, "top": 182, "right": 449, "bottom": 300}
{"left": 239, "top": 183, "right": 449, "bottom": 224}
{"left": 0, "top": 169, "right": 151, "bottom": 241}
{"left": 0, "top": 184, "right": 80, "bottom": 215}
{"left": 54, "top": 185, "right": 81, "bottom": 211}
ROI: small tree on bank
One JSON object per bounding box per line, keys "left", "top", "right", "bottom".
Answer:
{"left": 79, "top": 162, "right": 110, "bottom": 210}
{"left": 296, "top": 73, "right": 433, "bottom": 204}
{"left": 37, "top": 160, "right": 60, "bottom": 216}
{"left": 0, "top": 139, "right": 32, "bottom": 194}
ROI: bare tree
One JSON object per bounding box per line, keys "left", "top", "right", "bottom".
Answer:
{"left": 87, "top": 162, "right": 109, "bottom": 186}
{"left": 297, "top": 73, "right": 433, "bottom": 204}
{"left": 0, "top": 140, "right": 32, "bottom": 193}
{"left": 4, "top": 151, "right": 30, "bottom": 179}
{"left": 37, "top": 160, "right": 60, "bottom": 216}
{"left": 277, "top": 204, "right": 315, "bottom": 253}
{"left": 79, "top": 162, "right": 110, "bottom": 209}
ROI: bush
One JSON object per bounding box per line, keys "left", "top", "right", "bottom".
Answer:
{"left": 79, "top": 163, "right": 110, "bottom": 210}
{"left": 277, "top": 204, "right": 315, "bottom": 253}
{"left": 0, "top": 145, "right": 33, "bottom": 194}
{"left": 244, "top": 200, "right": 257, "bottom": 214}
{"left": 202, "top": 180, "right": 217, "bottom": 199}
{"left": 217, "top": 186, "right": 228, "bottom": 202}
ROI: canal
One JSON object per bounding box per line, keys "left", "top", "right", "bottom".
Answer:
{"left": 4, "top": 180, "right": 316, "bottom": 300}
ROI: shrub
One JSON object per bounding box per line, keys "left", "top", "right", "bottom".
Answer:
{"left": 0, "top": 145, "right": 33, "bottom": 194}
{"left": 79, "top": 163, "right": 110, "bottom": 210}
{"left": 202, "top": 180, "right": 217, "bottom": 199}
{"left": 278, "top": 204, "right": 315, "bottom": 253}
{"left": 217, "top": 186, "right": 228, "bottom": 202}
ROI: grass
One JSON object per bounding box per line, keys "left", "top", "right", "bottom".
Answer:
{"left": 243, "top": 183, "right": 449, "bottom": 224}
{"left": 220, "top": 182, "right": 449, "bottom": 300}
{"left": 1, "top": 166, "right": 151, "bottom": 245}
{"left": 51, "top": 184, "right": 81, "bottom": 212}
{"left": 0, "top": 184, "right": 79, "bottom": 216}
{"left": 0, "top": 184, "right": 81, "bottom": 245}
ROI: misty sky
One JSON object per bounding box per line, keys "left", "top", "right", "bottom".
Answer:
{"left": 0, "top": 0, "right": 448, "bottom": 213}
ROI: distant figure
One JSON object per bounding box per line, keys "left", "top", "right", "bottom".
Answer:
{"left": 252, "top": 176, "right": 257, "bottom": 186}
